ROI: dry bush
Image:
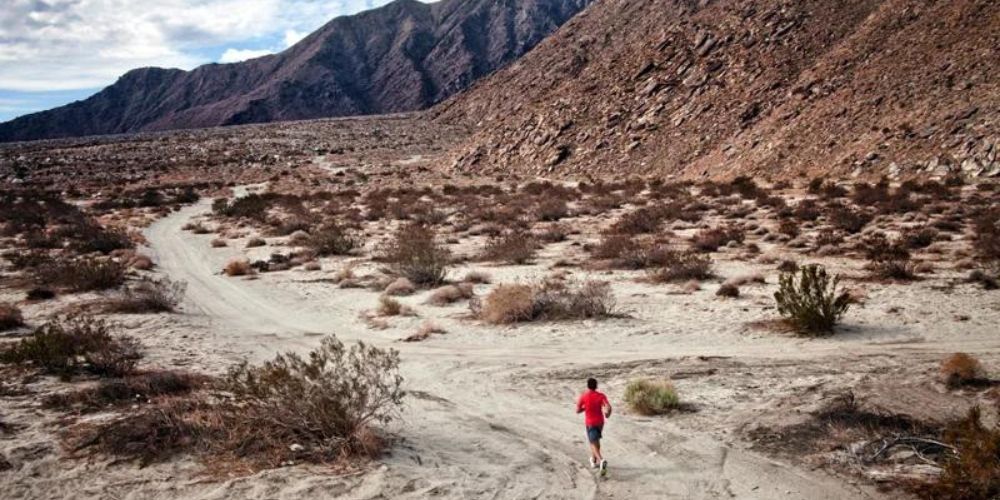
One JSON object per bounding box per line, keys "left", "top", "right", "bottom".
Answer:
{"left": 245, "top": 237, "right": 267, "bottom": 248}
{"left": 610, "top": 208, "right": 663, "bottom": 234}
{"left": 45, "top": 370, "right": 208, "bottom": 412}
{"left": 481, "top": 229, "right": 537, "bottom": 264}
{"left": 917, "top": 407, "right": 1000, "bottom": 500}
{"left": 624, "top": 379, "right": 679, "bottom": 416}
{"left": 973, "top": 209, "right": 1000, "bottom": 274}
{"left": 384, "top": 277, "right": 416, "bottom": 296}
{"left": 903, "top": 227, "right": 939, "bottom": 250}
{"left": 426, "top": 283, "right": 474, "bottom": 306}
{"left": 224, "top": 259, "right": 253, "bottom": 277}
{"left": 647, "top": 251, "right": 713, "bottom": 283}
{"left": 861, "top": 233, "right": 916, "bottom": 280}
{"left": 828, "top": 205, "right": 872, "bottom": 234}
{"left": 210, "top": 238, "right": 227, "bottom": 248}
{"left": 0, "top": 316, "right": 140, "bottom": 379}
{"left": 377, "top": 296, "right": 413, "bottom": 317}
{"left": 70, "top": 337, "right": 403, "bottom": 469}
{"left": 716, "top": 283, "right": 740, "bottom": 298}
{"left": 967, "top": 270, "right": 999, "bottom": 290}
{"left": 535, "top": 198, "right": 569, "bottom": 221}
{"left": 691, "top": 226, "right": 744, "bottom": 252}
{"left": 478, "top": 284, "right": 535, "bottom": 324}
{"left": 105, "top": 278, "right": 186, "bottom": 313}
{"left": 403, "top": 322, "right": 446, "bottom": 342}
{"left": 535, "top": 223, "right": 570, "bottom": 243}
{"left": 462, "top": 271, "right": 492, "bottom": 284}
{"left": 26, "top": 287, "right": 56, "bottom": 301}
{"left": 36, "top": 257, "right": 127, "bottom": 291}
{"left": 0, "top": 304, "right": 24, "bottom": 331}
{"left": 308, "top": 223, "right": 362, "bottom": 256}
{"left": 940, "top": 353, "right": 987, "bottom": 388}
{"left": 477, "top": 280, "right": 615, "bottom": 324}
{"left": 71, "top": 224, "right": 133, "bottom": 254}
{"left": 379, "top": 223, "right": 450, "bottom": 287}
{"left": 774, "top": 265, "right": 851, "bottom": 335}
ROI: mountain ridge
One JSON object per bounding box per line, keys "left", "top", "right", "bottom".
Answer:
{"left": 0, "top": 0, "right": 593, "bottom": 143}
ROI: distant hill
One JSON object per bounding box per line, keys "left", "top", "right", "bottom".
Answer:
{"left": 0, "top": 0, "right": 593, "bottom": 143}
{"left": 438, "top": 0, "right": 999, "bottom": 180}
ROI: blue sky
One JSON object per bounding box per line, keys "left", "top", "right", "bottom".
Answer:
{"left": 0, "top": 0, "right": 409, "bottom": 122}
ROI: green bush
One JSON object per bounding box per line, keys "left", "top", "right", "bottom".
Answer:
{"left": 307, "top": 223, "right": 362, "bottom": 256}
{"left": 624, "top": 379, "right": 679, "bottom": 415}
{"left": 774, "top": 265, "right": 851, "bottom": 335}
{"left": 35, "top": 256, "right": 127, "bottom": 291}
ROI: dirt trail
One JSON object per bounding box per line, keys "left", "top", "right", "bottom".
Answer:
{"left": 134, "top": 201, "right": 899, "bottom": 499}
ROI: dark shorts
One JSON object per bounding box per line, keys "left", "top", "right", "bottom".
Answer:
{"left": 586, "top": 425, "right": 603, "bottom": 443}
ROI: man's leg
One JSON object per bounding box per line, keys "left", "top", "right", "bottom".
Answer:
{"left": 590, "top": 440, "right": 603, "bottom": 461}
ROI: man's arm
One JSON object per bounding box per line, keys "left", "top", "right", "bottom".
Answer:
{"left": 576, "top": 395, "right": 585, "bottom": 414}
{"left": 603, "top": 396, "right": 613, "bottom": 418}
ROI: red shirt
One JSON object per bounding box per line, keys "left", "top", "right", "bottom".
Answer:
{"left": 577, "top": 390, "right": 609, "bottom": 427}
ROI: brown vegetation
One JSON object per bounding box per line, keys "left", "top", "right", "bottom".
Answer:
{"left": 0, "top": 316, "right": 141, "bottom": 379}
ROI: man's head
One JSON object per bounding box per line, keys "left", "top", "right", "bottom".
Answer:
{"left": 587, "top": 378, "right": 598, "bottom": 390}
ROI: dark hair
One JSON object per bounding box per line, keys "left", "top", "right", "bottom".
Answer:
{"left": 587, "top": 378, "right": 598, "bottom": 390}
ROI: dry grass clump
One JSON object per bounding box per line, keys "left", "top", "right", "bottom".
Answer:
{"left": 476, "top": 280, "right": 615, "bottom": 324}
{"left": 210, "top": 238, "right": 228, "bottom": 248}
{"left": 36, "top": 257, "right": 127, "bottom": 291}
{"left": 647, "top": 251, "right": 714, "bottom": 283}
{"left": 377, "top": 296, "right": 413, "bottom": 317}
{"left": 481, "top": 229, "right": 537, "bottom": 264}
{"left": 774, "top": 265, "right": 851, "bottom": 336}
{"left": 535, "top": 198, "right": 569, "bottom": 221}
{"left": 973, "top": 208, "right": 1000, "bottom": 275}
{"left": 940, "top": 353, "right": 987, "bottom": 388}
{"left": 0, "top": 304, "right": 24, "bottom": 331}
{"left": 463, "top": 271, "right": 492, "bottom": 284}
{"left": 45, "top": 370, "right": 208, "bottom": 412}
{"left": 105, "top": 278, "right": 186, "bottom": 313}
{"left": 0, "top": 316, "right": 140, "bottom": 379}
{"left": 828, "top": 205, "right": 872, "bottom": 234}
{"left": 129, "top": 254, "right": 154, "bottom": 270}
{"left": 383, "top": 277, "right": 416, "bottom": 296}
{"left": 426, "top": 283, "right": 474, "bottom": 306}
{"left": 379, "top": 223, "right": 450, "bottom": 287}
{"left": 861, "top": 233, "right": 916, "bottom": 280}
{"left": 403, "top": 322, "right": 446, "bottom": 342}
{"left": 716, "top": 283, "right": 740, "bottom": 298}
{"left": 624, "top": 379, "right": 679, "bottom": 415}
{"left": 245, "top": 237, "right": 267, "bottom": 248}
{"left": 69, "top": 337, "right": 404, "bottom": 469}
{"left": 690, "top": 226, "right": 745, "bottom": 252}
{"left": 223, "top": 259, "right": 253, "bottom": 277}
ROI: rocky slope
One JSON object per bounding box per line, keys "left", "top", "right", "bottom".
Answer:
{"left": 438, "top": 0, "right": 999, "bottom": 180}
{"left": 0, "top": 0, "right": 592, "bottom": 143}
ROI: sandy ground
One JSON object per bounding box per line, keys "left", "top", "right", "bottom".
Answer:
{"left": 3, "top": 192, "right": 1000, "bottom": 499}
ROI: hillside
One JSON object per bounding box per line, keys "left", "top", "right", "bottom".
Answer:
{"left": 437, "top": 0, "right": 999, "bottom": 180}
{"left": 0, "top": 0, "right": 592, "bottom": 143}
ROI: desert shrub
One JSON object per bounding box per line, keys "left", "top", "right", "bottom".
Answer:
{"left": 624, "top": 379, "right": 679, "bottom": 416}
{"left": 36, "top": 257, "right": 127, "bottom": 291}
{"left": 691, "top": 226, "right": 744, "bottom": 252}
{"left": 477, "top": 284, "right": 536, "bottom": 324}
{"left": 919, "top": 407, "right": 1000, "bottom": 500}
{"left": 245, "top": 237, "right": 267, "bottom": 248}
{"left": 224, "top": 259, "right": 253, "bottom": 277}
{"left": 70, "top": 224, "right": 133, "bottom": 254}
{"left": 379, "top": 223, "right": 450, "bottom": 286}
{"left": 377, "top": 296, "right": 412, "bottom": 317}
{"left": 427, "top": 283, "right": 474, "bottom": 306}
{"left": 794, "top": 199, "right": 822, "bottom": 221}
{"left": 535, "top": 198, "right": 569, "bottom": 221}
{"left": 481, "top": 229, "right": 537, "bottom": 264}
{"left": 774, "top": 265, "right": 851, "bottom": 335}
{"left": 716, "top": 283, "right": 740, "bottom": 298}
{"left": 940, "top": 353, "right": 987, "bottom": 388}
{"left": 611, "top": 208, "right": 663, "bottom": 234}
{"left": 967, "top": 270, "right": 999, "bottom": 290}
{"left": 0, "top": 304, "right": 24, "bottom": 331}
{"left": 383, "top": 277, "right": 416, "bottom": 296}
{"left": 828, "top": 205, "right": 872, "bottom": 234}
{"left": 477, "top": 280, "right": 615, "bottom": 324}
{"left": 220, "top": 337, "right": 404, "bottom": 461}
{"left": 210, "top": 238, "right": 227, "bottom": 248}
{"left": 71, "top": 337, "right": 403, "bottom": 468}
{"left": 45, "top": 370, "right": 207, "bottom": 412}
{"left": 973, "top": 209, "right": 1000, "bottom": 273}
{"left": 308, "top": 223, "right": 362, "bottom": 256}
{"left": 904, "top": 228, "right": 939, "bottom": 249}
{"left": 106, "top": 278, "right": 186, "bottom": 313}
{"left": 463, "top": 271, "right": 492, "bottom": 284}
{"left": 777, "top": 219, "right": 800, "bottom": 238}
{"left": 861, "top": 233, "right": 915, "bottom": 280}
{"left": 0, "top": 316, "right": 140, "bottom": 379}
{"left": 536, "top": 223, "right": 569, "bottom": 243}
{"left": 647, "top": 251, "right": 713, "bottom": 283}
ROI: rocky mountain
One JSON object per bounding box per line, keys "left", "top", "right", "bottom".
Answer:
{"left": 438, "top": 0, "right": 999, "bottom": 180}
{"left": 0, "top": 0, "right": 593, "bottom": 143}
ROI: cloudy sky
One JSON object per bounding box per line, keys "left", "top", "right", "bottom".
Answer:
{"left": 0, "top": 0, "right": 404, "bottom": 122}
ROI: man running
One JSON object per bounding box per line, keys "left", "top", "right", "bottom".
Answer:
{"left": 576, "top": 377, "right": 612, "bottom": 475}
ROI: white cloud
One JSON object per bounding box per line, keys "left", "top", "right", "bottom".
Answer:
{"left": 0, "top": 0, "right": 407, "bottom": 92}
{"left": 219, "top": 48, "right": 274, "bottom": 63}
